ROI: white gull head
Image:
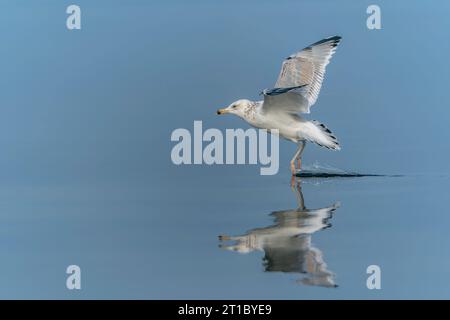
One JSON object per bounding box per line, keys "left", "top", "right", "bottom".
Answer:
{"left": 216, "top": 99, "right": 255, "bottom": 120}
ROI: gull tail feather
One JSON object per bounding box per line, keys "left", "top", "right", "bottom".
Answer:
{"left": 303, "top": 121, "right": 341, "bottom": 150}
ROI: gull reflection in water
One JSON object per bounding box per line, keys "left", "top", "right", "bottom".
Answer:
{"left": 219, "top": 178, "right": 340, "bottom": 288}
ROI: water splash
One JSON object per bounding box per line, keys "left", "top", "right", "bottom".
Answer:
{"left": 297, "top": 161, "right": 387, "bottom": 178}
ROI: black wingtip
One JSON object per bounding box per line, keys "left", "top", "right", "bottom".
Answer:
{"left": 326, "top": 36, "right": 342, "bottom": 48}
{"left": 330, "top": 35, "right": 342, "bottom": 47}
{"left": 309, "top": 35, "right": 342, "bottom": 48}
{"left": 329, "top": 35, "right": 342, "bottom": 41}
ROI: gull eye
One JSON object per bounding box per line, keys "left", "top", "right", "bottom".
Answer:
{"left": 232, "top": 105, "right": 237, "bottom": 109}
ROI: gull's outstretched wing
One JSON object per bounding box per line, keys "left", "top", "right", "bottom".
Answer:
{"left": 263, "top": 87, "right": 310, "bottom": 114}
{"left": 262, "top": 36, "right": 341, "bottom": 114}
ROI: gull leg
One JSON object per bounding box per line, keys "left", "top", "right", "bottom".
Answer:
{"left": 290, "top": 174, "right": 302, "bottom": 189}
{"left": 290, "top": 141, "right": 306, "bottom": 175}
{"left": 290, "top": 175, "right": 296, "bottom": 188}
{"left": 290, "top": 162, "right": 296, "bottom": 175}
{"left": 296, "top": 141, "right": 306, "bottom": 171}
{"left": 290, "top": 147, "right": 300, "bottom": 174}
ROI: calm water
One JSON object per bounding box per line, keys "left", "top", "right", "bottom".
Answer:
{"left": 1, "top": 173, "right": 450, "bottom": 299}
{"left": 1, "top": 0, "right": 450, "bottom": 298}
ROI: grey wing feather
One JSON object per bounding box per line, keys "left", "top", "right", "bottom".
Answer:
{"left": 265, "top": 36, "right": 341, "bottom": 114}
{"left": 263, "top": 85, "right": 308, "bottom": 96}
{"left": 263, "top": 87, "right": 310, "bottom": 114}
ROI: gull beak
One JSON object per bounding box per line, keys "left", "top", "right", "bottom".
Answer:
{"left": 216, "top": 108, "right": 229, "bottom": 115}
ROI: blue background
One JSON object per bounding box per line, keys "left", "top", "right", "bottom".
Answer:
{"left": 0, "top": 0, "right": 449, "bottom": 298}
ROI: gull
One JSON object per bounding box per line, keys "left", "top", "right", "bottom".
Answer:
{"left": 217, "top": 36, "right": 342, "bottom": 174}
